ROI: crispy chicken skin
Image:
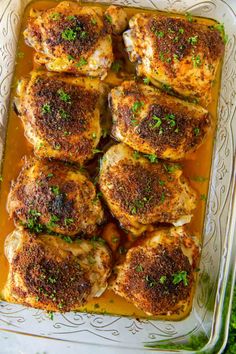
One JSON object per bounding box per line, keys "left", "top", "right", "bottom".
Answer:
{"left": 104, "top": 5, "right": 128, "bottom": 35}
{"left": 99, "top": 144, "right": 197, "bottom": 235}
{"left": 3, "top": 229, "right": 112, "bottom": 312}
{"left": 24, "top": 1, "right": 113, "bottom": 78}
{"left": 7, "top": 157, "right": 104, "bottom": 236}
{"left": 110, "top": 81, "right": 211, "bottom": 160}
{"left": 15, "top": 71, "right": 107, "bottom": 164}
{"left": 111, "top": 226, "right": 200, "bottom": 317}
{"left": 123, "top": 14, "right": 225, "bottom": 106}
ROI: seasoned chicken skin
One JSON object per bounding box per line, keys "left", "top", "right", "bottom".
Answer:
{"left": 110, "top": 81, "right": 211, "bottom": 160}
{"left": 123, "top": 14, "right": 225, "bottom": 106}
{"left": 7, "top": 157, "right": 104, "bottom": 236}
{"left": 104, "top": 5, "right": 128, "bottom": 35}
{"left": 3, "top": 229, "right": 112, "bottom": 312}
{"left": 99, "top": 144, "right": 197, "bottom": 235}
{"left": 24, "top": 1, "right": 113, "bottom": 78}
{"left": 111, "top": 226, "right": 200, "bottom": 317}
{"left": 15, "top": 71, "right": 107, "bottom": 164}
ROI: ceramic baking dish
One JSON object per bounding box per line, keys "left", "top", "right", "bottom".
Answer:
{"left": 0, "top": 0, "right": 235, "bottom": 352}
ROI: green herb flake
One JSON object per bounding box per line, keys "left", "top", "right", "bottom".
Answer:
{"left": 64, "top": 218, "right": 74, "bottom": 226}
{"left": 214, "top": 23, "right": 228, "bottom": 44}
{"left": 111, "top": 60, "right": 122, "bottom": 73}
{"left": 50, "top": 13, "right": 61, "bottom": 21}
{"left": 191, "top": 176, "right": 208, "bottom": 182}
{"left": 194, "top": 127, "right": 200, "bottom": 136}
{"left": 91, "top": 18, "right": 97, "bottom": 25}
{"left": 92, "top": 148, "right": 103, "bottom": 154}
{"left": 133, "top": 150, "right": 140, "bottom": 160}
{"left": 188, "top": 35, "right": 198, "bottom": 45}
{"left": 144, "top": 154, "right": 158, "bottom": 164}
{"left": 135, "top": 264, "right": 144, "bottom": 272}
{"left": 178, "top": 28, "right": 184, "bottom": 34}
{"left": 111, "top": 235, "right": 119, "bottom": 243}
{"left": 50, "top": 186, "right": 60, "bottom": 195}
{"left": 48, "top": 311, "right": 54, "bottom": 320}
{"left": 143, "top": 77, "right": 150, "bottom": 85}
{"left": 159, "top": 275, "right": 167, "bottom": 284}
{"left": 105, "top": 14, "right": 112, "bottom": 24}
{"left": 62, "top": 235, "right": 73, "bottom": 243}
{"left": 76, "top": 57, "right": 87, "bottom": 67}
{"left": 200, "top": 194, "right": 207, "bottom": 201}
{"left": 17, "top": 51, "right": 25, "bottom": 58}
{"left": 67, "top": 54, "right": 75, "bottom": 61}
{"left": 57, "top": 89, "right": 71, "bottom": 103}
{"left": 131, "top": 101, "right": 144, "bottom": 113}
{"left": 61, "top": 28, "right": 77, "bottom": 41}
{"left": 152, "top": 115, "right": 162, "bottom": 129}
{"left": 47, "top": 173, "right": 54, "bottom": 178}
{"left": 59, "top": 108, "right": 69, "bottom": 120}
{"left": 67, "top": 15, "right": 76, "bottom": 21}
{"left": 192, "top": 54, "right": 202, "bottom": 67}
{"left": 172, "top": 270, "right": 188, "bottom": 286}
{"left": 185, "top": 12, "right": 193, "bottom": 22}
{"left": 163, "top": 163, "right": 181, "bottom": 173}
{"left": 41, "top": 103, "right": 51, "bottom": 114}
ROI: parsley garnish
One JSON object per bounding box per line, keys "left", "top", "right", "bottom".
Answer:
{"left": 172, "top": 271, "right": 188, "bottom": 286}
{"left": 192, "top": 54, "right": 202, "bottom": 67}
{"left": 50, "top": 185, "right": 60, "bottom": 195}
{"left": 59, "top": 109, "right": 69, "bottom": 120}
{"left": 61, "top": 28, "right": 77, "bottom": 41}
{"left": 133, "top": 150, "right": 140, "bottom": 160}
{"left": 50, "top": 13, "right": 61, "bottom": 21}
{"left": 57, "top": 89, "right": 71, "bottom": 103}
{"left": 105, "top": 14, "right": 112, "bottom": 24}
{"left": 42, "top": 103, "right": 51, "bottom": 114}
{"left": 194, "top": 127, "right": 200, "bottom": 136}
{"left": 145, "top": 275, "right": 157, "bottom": 288}
{"left": 159, "top": 275, "right": 167, "bottom": 284}
{"left": 76, "top": 57, "right": 87, "bottom": 67}
{"left": 144, "top": 154, "right": 158, "bottom": 164}
{"left": 131, "top": 101, "right": 144, "bottom": 113}
{"left": 135, "top": 264, "right": 144, "bottom": 272}
{"left": 143, "top": 77, "right": 150, "bottom": 85}
{"left": 185, "top": 12, "right": 193, "bottom": 22}
{"left": 188, "top": 36, "right": 198, "bottom": 45}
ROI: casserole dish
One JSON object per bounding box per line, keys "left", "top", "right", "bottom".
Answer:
{"left": 0, "top": 0, "right": 235, "bottom": 352}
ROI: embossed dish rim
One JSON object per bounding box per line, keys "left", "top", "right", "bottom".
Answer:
{"left": 0, "top": 0, "right": 235, "bottom": 353}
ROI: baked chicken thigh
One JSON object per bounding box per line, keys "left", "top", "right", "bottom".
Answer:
{"left": 15, "top": 71, "right": 107, "bottom": 164}
{"left": 7, "top": 157, "right": 104, "bottom": 236}
{"left": 111, "top": 226, "right": 200, "bottom": 317}
{"left": 24, "top": 1, "right": 113, "bottom": 78}
{"left": 123, "top": 14, "right": 225, "bottom": 106}
{"left": 99, "top": 144, "right": 197, "bottom": 235}
{"left": 3, "top": 229, "right": 111, "bottom": 312}
{"left": 110, "top": 81, "right": 211, "bottom": 160}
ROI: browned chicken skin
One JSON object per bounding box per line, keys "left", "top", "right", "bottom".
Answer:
{"left": 110, "top": 81, "right": 211, "bottom": 160}
{"left": 123, "top": 14, "right": 225, "bottom": 106}
{"left": 15, "top": 71, "right": 107, "bottom": 164}
{"left": 7, "top": 157, "right": 104, "bottom": 236}
{"left": 99, "top": 143, "right": 197, "bottom": 235}
{"left": 24, "top": 1, "right": 114, "bottom": 78}
{"left": 3, "top": 229, "right": 112, "bottom": 312}
{"left": 111, "top": 226, "right": 200, "bottom": 317}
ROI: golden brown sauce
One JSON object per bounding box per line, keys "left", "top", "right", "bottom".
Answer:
{"left": 0, "top": 0, "right": 223, "bottom": 319}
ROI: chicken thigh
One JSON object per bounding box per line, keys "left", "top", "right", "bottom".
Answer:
{"left": 3, "top": 229, "right": 112, "bottom": 312}
{"left": 7, "top": 157, "right": 104, "bottom": 236}
{"left": 99, "top": 143, "right": 197, "bottom": 235}
{"left": 111, "top": 226, "right": 200, "bottom": 317}
{"left": 24, "top": 1, "right": 113, "bottom": 78}
{"left": 110, "top": 81, "right": 211, "bottom": 160}
{"left": 123, "top": 14, "right": 225, "bottom": 106}
{"left": 15, "top": 71, "right": 107, "bottom": 164}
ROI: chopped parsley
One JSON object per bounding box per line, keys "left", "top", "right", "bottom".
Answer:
{"left": 191, "top": 175, "right": 208, "bottom": 182}
{"left": 61, "top": 28, "right": 77, "bottom": 41}
{"left": 67, "top": 54, "right": 75, "bottom": 61}
{"left": 165, "top": 113, "right": 176, "bottom": 127}
{"left": 172, "top": 271, "right": 188, "bottom": 286}
{"left": 41, "top": 103, "right": 51, "bottom": 114}
{"left": 57, "top": 89, "right": 71, "bottom": 103}
{"left": 144, "top": 154, "right": 158, "bottom": 164}
{"left": 133, "top": 150, "right": 140, "bottom": 160}
{"left": 67, "top": 15, "right": 76, "bottom": 21}
{"left": 64, "top": 218, "right": 74, "bottom": 226}
{"left": 50, "top": 185, "right": 60, "bottom": 195}
{"left": 50, "top": 13, "right": 61, "bottom": 21}
{"left": 160, "top": 192, "right": 165, "bottom": 204}
{"left": 105, "top": 14, "right": 112, "bottom": 24}
{"left": 214, "top": 23, "right": 228, "bottom": 44}
{"left": 163, "top": 163, "right": 181, "bottom": 173}
{"left": 111, "top": 60, "right": 122, "bottom": 73}
{"left": 152, "top": 115, "right": 162, "bottom": 129}
{"left": 54, "top": 143, "right": 61, "bottom": 150}
{"left": 48, "top": 311, "right": 54, "bottom": 320}
{"left": 131, "top": 101, "right": 144, "bottom": 113}
{"left": 161, "top": 83, "right": 172, "bottom": 93}
{"left": 200, "top": 194, "right": 207, "bottom": 201}
{"left": 188, "top": 36, "right": 198, "bottom": 45}
{"left": 185, "top": 12, "right": 193, "bottom": 22}
{"left": 143, "top": 77, "right": 150, "bottom": 85}
{"left": 91, "top": 18, "right": 97, "bottom": 25}
{"left": 179, "top": 28, "right": 184, "bottom": 34}
{"left": 76, "top": 57, "right": 87, "bottom": 67}
{"left": 194, "top": 127, "right": 200, "bottom": 136}
{"left": 192, "top": 54, "right": 202, "bottom": 67}
{"left": 48, "top": 214, "right": 60, "bottom": 228}
{"left": 135, "top": 264, "right": 144, "bottom": 272}
{"left": 159, "top": 275, "right": 167, "bottom": 284}
{"left": 47, "top": 173, "right": 54, "bottom": 178}
{"left": 92, "top": 148, "right": 103, "bottom": 154}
